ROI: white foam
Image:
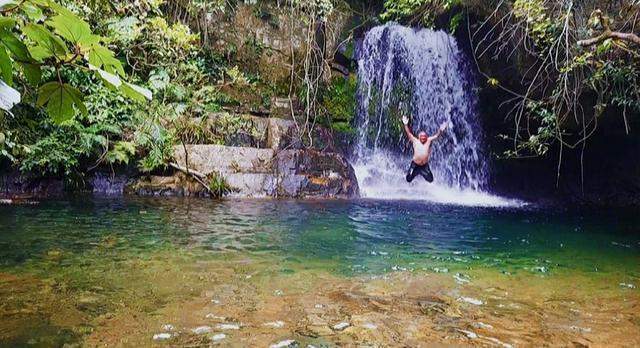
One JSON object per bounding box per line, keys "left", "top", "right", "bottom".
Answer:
{"left": 353, "top": 158, "right": 523, "bottom": 208}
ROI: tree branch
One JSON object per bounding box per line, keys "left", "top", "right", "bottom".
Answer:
{"left": 577, "top": 30, "right": 640, "bottom": 47}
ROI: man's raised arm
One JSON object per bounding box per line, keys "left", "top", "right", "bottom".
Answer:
{"left": 402, "top": 116, "right": 415, "bottom": 140}
{"left": 429, "top": 122, "right": 448, "bottom": 141}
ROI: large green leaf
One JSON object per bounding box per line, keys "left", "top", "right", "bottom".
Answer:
{"left": 0, "top": 31, "right": 31, "bottom": 62}
{"left": 37, "top": 82, "right": 86, "bottom": 123}
{"left": 89, "top": 64, "right": 121, "bottom": 88}
{"left": 0, "top": 17, "right": 16, "bottom": 30}
{"left": 0, "top": 1, "right": 18, "bottom": 11}
{"left": 22, "top": 24, "right": 68, "bottom": 61}
{"left": 87, "top": 43, "right": 125, "bottom": 76}
{"left": 36, "top": 81, "right": 60, "bottom": 106}
{"left": 45, "top": 0, "right": 77, "bottom": 18}
{"left": 65, "top": 84, "right": 87, "bottom": 116}
{"left": 47, "top": 13, "right": 92, "bottom": 45}
{"left": 0, "top": 45, "right": 11, "bottom": 85}
{"left": 121, "top": 82, "right": 152, "bottom": 102}
{"left": 19, "top": 62, "right": 41, "bottom": 85}
{"left": 21, "top": 3, "right": 45, "bottom": 22}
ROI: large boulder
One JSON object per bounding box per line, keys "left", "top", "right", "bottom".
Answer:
{"left": 127, "top": 145, "right": 358, "bottom": 199}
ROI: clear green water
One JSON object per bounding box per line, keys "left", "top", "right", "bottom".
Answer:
{"left": 0, "top": 197, "right": 639, "bottom": 346}
{"left": 1, "top": 197, "right": 639, "bottom": 278}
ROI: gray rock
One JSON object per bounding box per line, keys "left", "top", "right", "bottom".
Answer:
{"left": 173, "top": 145, "right": 275, "bottom": 175}
{"left": 128, "top": 144, "right": 358, "bottom": 199}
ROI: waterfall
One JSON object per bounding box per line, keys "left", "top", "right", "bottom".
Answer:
{"left": 352, "top": 23, "right": 516, "bottom": 207}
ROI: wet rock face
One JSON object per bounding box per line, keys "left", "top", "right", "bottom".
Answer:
{"left": 128, "top": 145, "right": 359, "bottom": 199}
{"left": 0, "top": 172, "right": 64, "bottom": 200}
{"left": 202, "top": 112, "right": 337, "bottom": 152}
{"left": 275, "top": 149, "right": 359, "bottom": 198}
{"left": 204, "top": 4, "right": 348, "bottom": 87}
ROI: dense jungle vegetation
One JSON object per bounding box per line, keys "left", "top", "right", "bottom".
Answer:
{"left": 1, "top": 0, "right": 639, "bottom": 197}
{"left": 0, "top": 0, "right": 348, "bottom": 183}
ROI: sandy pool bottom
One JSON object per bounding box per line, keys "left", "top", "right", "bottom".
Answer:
{"left": 0, "top": 249, "right": 639, "bottom": 347}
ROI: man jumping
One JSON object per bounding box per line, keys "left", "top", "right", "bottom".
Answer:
{"left": 401, "top": 115, "right": 447, "bottom": 183}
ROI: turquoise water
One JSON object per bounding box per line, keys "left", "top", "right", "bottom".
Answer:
{"left": 1, "top": 197, "right": 639, "bottom": 346}
{"left": 1, "top": 197, "right": 638, "bottom": 278}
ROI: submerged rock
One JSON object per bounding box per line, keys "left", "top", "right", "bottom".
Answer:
{"left": 215, "top": 323, "right": 241, "bottom": 330}
{"left": 332, "top": 322, "right": 351, "bottom": 331}
{"left": 474, "top": 322, "right": 494, "bottom": 330}
{"left": 192, "top": 326, "right": 212, "bottom": 334}
{"left": 153, "top": 333, "right": 171, "bottom": 340}
{"left": 458, "top": 329, "right": 478, "bottom": 339}
{"left": 263, "top": 321, "right": 285, "bottom": 328}
{"left": 210, "top": 333, "right": 226, "bottom": 341}
{"left": 269, "top": 339, "right": 298, "bottom": 348}
{"left": 457, "top": 297, "right": 484, "bottom": 306}
{"left": 205, "top": 313, "right": 226, "bottom": 321}
{"left": 361, "top": 323, "right": 377, "bottom": 330}
{"left": 453, "top": 273, "right": 471, "bottom": 284}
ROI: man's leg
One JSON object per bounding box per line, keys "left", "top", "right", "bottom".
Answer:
{"left": 406, "top": 162, "right": 419, "bottom": 182}
{"left": 419, "top": 164, "right": 434, "bottom": 183}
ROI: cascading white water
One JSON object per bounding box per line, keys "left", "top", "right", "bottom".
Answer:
{"left": 352, "top": 23, "right": 518, "bottom": 207}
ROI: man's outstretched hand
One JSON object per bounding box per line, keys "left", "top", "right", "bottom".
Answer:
{"left": 402, "top": 115, "right": 409, "bottom": 125}
{"left": 439, "top": 121, "right": 448, "bottom": 132}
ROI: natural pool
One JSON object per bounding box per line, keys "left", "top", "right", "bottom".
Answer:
{"left": 0, "top": 198, "right": 639, "bottom": 347}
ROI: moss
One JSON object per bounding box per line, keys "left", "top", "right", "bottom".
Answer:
{"left": 321, "top": 74, "right": 358, "bottom": 132}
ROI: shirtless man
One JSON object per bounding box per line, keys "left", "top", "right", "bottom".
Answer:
{"left": 401, "top": 115, "right": 447, "bottom": 183}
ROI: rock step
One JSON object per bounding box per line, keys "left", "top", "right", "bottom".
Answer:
{"left": 174, "top": 145, "right": 275, "bottom": 175}
{"left": 224, "top": 173, "right": 276, "bottom": 197}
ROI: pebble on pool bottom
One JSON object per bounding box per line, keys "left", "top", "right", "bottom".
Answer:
{"left": 192, "top": 326, "right": 212, "bottom": 334}
{"left": 210, "top": 333, "right": 226, "bottom": 341}
{"left": 153, "top": 333, "right": 171, "bottom": 340}
{"left": 332, "top": 322, "right": 351, "bottom": 331}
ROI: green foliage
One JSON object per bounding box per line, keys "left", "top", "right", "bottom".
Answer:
{"left": 381, "top": 0, "right": 461, "bottom": 28}
{"left": 321, "top": 75, "right": 357, "bottom": 132}
{"left": 134, "top": 110, "right": 175, "bottom": 173}
{"left": 0, "top": 0, "right": 241, "bottom": 178}
{"left": 502, "top": 101, "right": 558, "bottom": 157}
{"left": 588, "top": 61, "right": 640, "bottom": 114}
{"left": 124, "top": 15, "right": 200, "bottom": 78}
{"left": 105, "top": 141, "right": 136, "bottom": 165}
{"left": 19, "top": 122, "right": 107, "bottom": 175}
{"left": 512, "top": 0, "right": 555, "bottom": 51}
{"left": 207, "top": 172, "right": 233, "bottom": 198}
{"left": 0, "top": 0, "right": 152, "bottom": 123}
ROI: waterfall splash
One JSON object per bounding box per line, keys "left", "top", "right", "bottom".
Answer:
{"left": 352, "top": 23, "right": 518, "bottom": 207}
